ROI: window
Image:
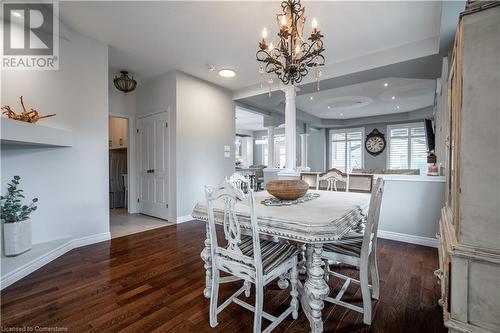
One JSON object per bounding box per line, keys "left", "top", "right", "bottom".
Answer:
{"left": 330, "top": 128, "right": 364, "bottom": 172}
{"left": 261, "top": 134, "right": 286, "bottom": 168}
{"left": 387, "top": 123, "right": 427, "bottom": 173}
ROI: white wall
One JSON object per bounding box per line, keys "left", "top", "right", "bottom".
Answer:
{"left": 1, "top": 25, "right": 109, "bottom": 246}
{"left": 175, "top": 72, "right": 235, "bottom": 217}
{"left": 109, "top": 69, "right": 138, "bottom": 212}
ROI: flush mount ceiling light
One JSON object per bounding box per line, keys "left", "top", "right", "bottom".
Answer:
{"left": 113, "top": 71, "right": 137, "bottom": 93}
{"left": 218, "top": 69, "right": 236, "bottom": 78}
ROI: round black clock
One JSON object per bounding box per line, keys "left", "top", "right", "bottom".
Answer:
{"left": 365, "top": 129, "right": 386, "bottom": 156}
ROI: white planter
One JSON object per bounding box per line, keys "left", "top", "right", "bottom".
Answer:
{"left": 3, "top": 219, "right": 32, "bottom": 256}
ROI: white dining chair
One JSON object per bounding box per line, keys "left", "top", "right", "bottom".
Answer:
{"left": 321, "top": 178, "right": 385, "bottom": 325}
{"left": 316, "top": 168, "right": 347, "bottom": 192}
{"left": 226, "top": 172, "right": 250, "bottom": 193}
{"left": 205, "top": 181, "right": 299, "bottom": 333}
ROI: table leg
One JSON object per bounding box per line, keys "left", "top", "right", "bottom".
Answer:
{"left": 304, "top": 244, "right": 329, "bottom": 333}
{"left": 200, "top": 224, "right": 212, "bottom": 298}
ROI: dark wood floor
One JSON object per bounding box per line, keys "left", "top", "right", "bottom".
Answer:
{"left": 1, "top": 222, "right": 446, "bottom": 333}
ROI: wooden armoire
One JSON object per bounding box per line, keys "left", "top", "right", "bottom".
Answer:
{"left": 436, "top": 2, "right": 500, "bottom": 333}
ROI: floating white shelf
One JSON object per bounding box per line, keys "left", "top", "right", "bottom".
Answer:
{"left": 1, "top": 117, "right": 73, "bottom": 147}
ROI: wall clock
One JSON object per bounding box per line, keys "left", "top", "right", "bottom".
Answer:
{"left": 365, "top": 129, "right": 386, "bottom": 156}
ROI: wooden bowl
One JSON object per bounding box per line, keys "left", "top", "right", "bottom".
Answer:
{"left": 266, "top": 180, "right": 309, "bottom": 200}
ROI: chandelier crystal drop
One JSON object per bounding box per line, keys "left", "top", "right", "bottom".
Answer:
{"left": 256, "top": 0, "right": 326, "bottom": 89}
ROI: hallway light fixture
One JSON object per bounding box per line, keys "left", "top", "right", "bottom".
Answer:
{"left": 113, "top": 71, "right": 137, "bottom": 93}
{"left": 256, "top": 0, "right": 326, "bottom": 92}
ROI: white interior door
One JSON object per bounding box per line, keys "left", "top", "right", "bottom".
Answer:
{"left": 138, "top": 112, "right": 169, "bottom": 220}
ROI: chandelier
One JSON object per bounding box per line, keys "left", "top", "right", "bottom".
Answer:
{"left": 256, "top": 0, "right": 325, "bottom": 91}
{"left": 113, "top": 71, "right": 137, "bottom": 93}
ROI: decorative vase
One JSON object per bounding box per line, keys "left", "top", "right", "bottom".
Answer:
{"left": 3, "top": 219, "right": 32, "bottom": 256}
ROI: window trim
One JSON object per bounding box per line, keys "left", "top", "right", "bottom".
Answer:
{"left": 386, "top": 122, "right": 426, "bottom": 171}
{"left": 329, "top": 127, "right": 365, "bottom": 172}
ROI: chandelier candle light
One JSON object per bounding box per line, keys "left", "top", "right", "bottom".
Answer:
{"left": 256, "top": 0, "right": 325, "bottom": 177}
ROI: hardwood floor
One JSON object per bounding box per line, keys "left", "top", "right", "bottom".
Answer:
{"left": 1, "top": 222, "right": 446, "bottom": 333}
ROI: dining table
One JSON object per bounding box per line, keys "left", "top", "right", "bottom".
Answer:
{"left": 192, "top": 189, "right": 371, "bottom": 333}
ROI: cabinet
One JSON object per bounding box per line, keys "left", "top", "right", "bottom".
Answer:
{"left": 436, "top": 3, "right": 500, "bottom": 333}
{"left": 109, "top": 116, "right": 128, "bottom": 149}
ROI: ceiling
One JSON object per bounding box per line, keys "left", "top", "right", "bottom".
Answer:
{"left": 296, "top": 78, "right": 435, "bottom": 119}
{"left": 235, "top": 107, "right": 265, "bottom": 133}
{"left": 60, "top": 1, "right": 443, "bottom": 91}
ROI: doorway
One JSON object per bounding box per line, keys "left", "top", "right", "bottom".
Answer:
{"left": 109, "top": 116, "right": 129, "bottom": 210}
{"left": 108, "top": 114, "right": 171, "bottom": 239}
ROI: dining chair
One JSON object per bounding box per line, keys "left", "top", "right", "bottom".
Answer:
{"left": 316, "top": 168, "right": 347, "bottom": 191}
{"left": 226, "top": 172, "right": 251, "bottom": 193}
{"left": 205, "top": 181, "right": 299, "bottom": 333}
{"left": 321, "top": 177, "right": 385, "bottom": 325}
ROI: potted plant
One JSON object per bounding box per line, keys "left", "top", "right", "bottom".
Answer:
{"left": 1, "top": 176, "right": 38, "bottom": 256}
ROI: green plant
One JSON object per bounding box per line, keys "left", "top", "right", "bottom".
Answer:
{"left": 0, "top": 176, "right": 38, "bottom": 223}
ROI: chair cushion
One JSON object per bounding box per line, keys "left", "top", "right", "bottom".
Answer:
{"left": 238, "top": 236, "right": 298, "bottom": 274}
{"left": 323, "top": 231, "right": 364, "bottom": 258}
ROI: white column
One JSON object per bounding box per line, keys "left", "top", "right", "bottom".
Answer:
{"left": 266, "top": 126, "right": 275, "bottom": 168}
{"left": 278, "top": 84, "right": 299, "bottom": 179}
{"left": 300, "top": 133, "right": 310, "bottom": 170}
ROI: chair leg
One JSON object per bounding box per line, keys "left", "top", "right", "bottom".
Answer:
{"left": 360, "top": 257, "right": 372, "bottom": 325}
{"left": 253, "top": 284, "right": 264, "bottom": 333}
{"left": 244, "top": 280, "right": 251, "bottom": 297}
{"left": 209, "top": 268, "right": 220, "bottom": 328}
{"left": 369, "top": 248, "right": 380, "bottom": 300}
{"left": 290, "top": 262, "right": 299, "bottom": 319}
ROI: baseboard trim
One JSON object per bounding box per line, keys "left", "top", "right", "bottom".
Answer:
{"left": 176, "top": 215, "right": 193, "bottom": 224}
{"left": 1, "top": 232, "right": 111, "bottom": 290}
{"left": 378, "top": 230, "right": 438, "bottom": 248}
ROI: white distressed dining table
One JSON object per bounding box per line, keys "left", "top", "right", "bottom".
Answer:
{"left": 192, "top": 190, "right": 370, "bottom": 333}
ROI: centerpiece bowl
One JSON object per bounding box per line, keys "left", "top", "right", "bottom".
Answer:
{"left": 266, "top": 179, "right": 309, "bottom": 201}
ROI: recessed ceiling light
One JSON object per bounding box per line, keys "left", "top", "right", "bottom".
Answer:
{"left": 391, "top": 96, "right": 396, "bottom": 100}
{"left": 384, "top": 82, "right": 389, "bottom": 87}
{"left": 309, "top": 96, "right": 314, "bottom": 101}
{"left": 218, "top": 69, "right": 236, "bottom": 78}
{"left": 327, "top": 105, "right": 331, "bottom": 109}
{"left": 339, "top": 113, "right": 344, "bottom": 117}
{"left": 396, "top": 105, "right": 400, "bottom": 109}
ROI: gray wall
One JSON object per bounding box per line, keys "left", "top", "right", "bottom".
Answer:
{"left": 1, "top": 24, "right": 109, "bottom": 247}
{"left": 325, "top": 107, "right": 434, "bottom": 170}
{"left": 175, "top": 72, "right": 235, "bottom": 217}
{"left": 136, "top": 71, "right": 178, "bottom": 217}
{"left": 308, "top": 127, "right": 326, "bottom": 172}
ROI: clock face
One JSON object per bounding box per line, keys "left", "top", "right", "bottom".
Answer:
{"left": 365, "top": 130, "right": 386, "bottom": 156}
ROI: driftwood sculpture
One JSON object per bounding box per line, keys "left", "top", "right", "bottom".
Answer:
{"left": 1, "top": 96, "right": 56, "bottom": 123}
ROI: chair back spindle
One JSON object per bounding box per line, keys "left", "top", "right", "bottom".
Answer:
{"left": 362, "top": 177, "right": 385, "bottom": 252}
{"left": 205, "top": 182, "right": 263, "bottom": 279}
